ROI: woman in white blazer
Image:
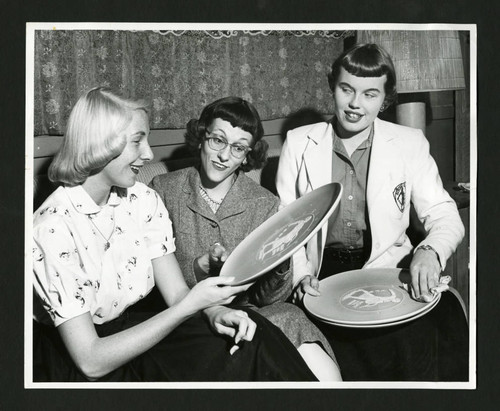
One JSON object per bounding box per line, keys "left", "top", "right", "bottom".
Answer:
{"left": 276, "top": 44, "right": 465, "bottom": 302}
{"left": 275, "top": 43, "right": 468, "bottom": 381}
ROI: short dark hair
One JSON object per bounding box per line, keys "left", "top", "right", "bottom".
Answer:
{"left": 328, "top": 43, "right": 398, "bottom": 108}
{"left": 184, "top": 96, "right": 267, "bottom": 172}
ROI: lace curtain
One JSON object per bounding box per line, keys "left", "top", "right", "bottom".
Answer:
{"left": 34, "top": 30, "right": 353, "bottom": 135}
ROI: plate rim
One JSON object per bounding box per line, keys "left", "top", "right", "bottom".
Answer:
{"left": 307, "top": 293, "right": 442, "bottom": 328}
{"left": 220, "top": 182, "right": 343, "bottom": 285}
{"left": 303, "top": 268, "right": 440, "bottom": 325}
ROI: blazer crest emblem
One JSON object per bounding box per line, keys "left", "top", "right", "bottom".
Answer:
{"left": 393, "top": 182, "right": 406, "bottom": 213}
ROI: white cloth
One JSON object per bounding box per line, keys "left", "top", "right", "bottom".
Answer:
{"left": 413, "top": 275, "right": 452, "bottom": 303}
{"left": 276, "top": 118, "right": 465, "bottom": 287}
{"left": 33, "top": 183, "right": 175, "bottom": 327}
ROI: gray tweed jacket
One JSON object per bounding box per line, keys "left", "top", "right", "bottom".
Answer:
{"left": 150, "top": 166, "right": 292, "bottom": 306}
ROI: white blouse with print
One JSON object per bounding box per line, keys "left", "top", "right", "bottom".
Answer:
{"left": 33, "top": 182, "right": 175, "bottom": 327}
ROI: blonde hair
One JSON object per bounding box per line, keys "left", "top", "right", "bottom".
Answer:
{"left": 48, "top": 87, "right": 149, "bottom": 185}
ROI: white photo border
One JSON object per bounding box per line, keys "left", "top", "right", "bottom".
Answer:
{"left": 25, "top": 22, "right": 477, "bottom": 390}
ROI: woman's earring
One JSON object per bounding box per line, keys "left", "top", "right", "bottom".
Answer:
{"left": 380, "top": 104, "right": 386, "bottom": 113}
{"left": 242, "top": 159, "right": 247, "bottom": 165}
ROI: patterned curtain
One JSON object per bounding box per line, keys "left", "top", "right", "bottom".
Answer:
{"left": 34, "top": 30, "right": 353, "bottom": 135}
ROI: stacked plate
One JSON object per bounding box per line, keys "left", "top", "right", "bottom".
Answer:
{"left": 303, "top": 268, "right": 441, "bottom": 328}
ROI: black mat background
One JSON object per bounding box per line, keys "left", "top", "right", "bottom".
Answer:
{"left": 1, "top": 1, "right": 496, "bottom": 409}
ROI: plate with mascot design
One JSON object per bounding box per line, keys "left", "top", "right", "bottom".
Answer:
{"left": 220, "top": 183, "right": 342, "bottom": 285}
{"left": 303, "top": 268, "right": 441, "bottom": 327}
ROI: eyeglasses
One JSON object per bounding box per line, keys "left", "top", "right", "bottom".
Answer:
{"left": 204, "top": 133, "right": 252, "bottom": 159}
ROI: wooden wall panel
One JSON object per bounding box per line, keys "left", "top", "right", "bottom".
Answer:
{"left": 32, "top": 118, "right": 292, "bottom": 176}
{"left": 31, "top": 116, "right": 331, "bottom": 176}
{"left": 427, "top": 118, "right": 455, "bottom": 183}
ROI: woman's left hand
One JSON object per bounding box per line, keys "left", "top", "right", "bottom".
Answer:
{"left": 409, "top": 248, "right": 441, "bottom": 300}
{"left": 194, "top": 243, "right": 229, "bottom": 277}
{"left": 203, "top": 306, "right": 256, "bottom": 343}
{"left": 208, "top": 242, "right": 229, "bottom": 271}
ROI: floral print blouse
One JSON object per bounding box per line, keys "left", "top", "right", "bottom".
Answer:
{"left": 33, "top": 183, "right": 175, "bottom": 327}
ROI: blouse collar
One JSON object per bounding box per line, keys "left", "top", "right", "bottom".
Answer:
{"left": 183, "top": 166, "right": 254, "bottom": 219}
{"left": 64, "top": 185, "right": 121, "bottom": 215}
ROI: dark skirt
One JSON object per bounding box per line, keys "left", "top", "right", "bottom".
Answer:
{"left": 135, "top": 287, "right": 337, "bottom": 363}
{"left": 312, "top": 291, "right": 469, "bottom": 381}
{"left": 33, "top": 307, "right": 317, "bottom": 382}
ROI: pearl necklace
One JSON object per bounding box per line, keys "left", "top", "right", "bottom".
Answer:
{"left": 199, "top": 185, "right": 223, "bottom": 213}
{"left": 199, "top": 174, "right": 237, "bottom": 213}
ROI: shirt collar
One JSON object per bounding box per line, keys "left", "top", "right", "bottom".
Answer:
{"left": 331, "top": 118, "right": 374, "bottom": 154}
{"left": 64, "top": 185, "right": 121, "bottom": 215}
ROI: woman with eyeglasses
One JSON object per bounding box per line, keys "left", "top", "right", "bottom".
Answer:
{"left": 150, "top": 96, "right": 342, "bottom": 381}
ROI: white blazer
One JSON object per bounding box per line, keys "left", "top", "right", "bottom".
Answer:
{"left": 276, "top": 118, "right": 465, "bottom": 287}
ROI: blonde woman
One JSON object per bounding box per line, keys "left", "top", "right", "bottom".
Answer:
{"left": 32, "top": 87, "right": 317, "bottom": 382}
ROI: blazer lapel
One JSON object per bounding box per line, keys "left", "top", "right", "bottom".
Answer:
{"left": 366, "top": 119, "right": 397, "bottom": 207}
{"left": 184, "top": 168, "right": 250, "bottom": 220}
{"left": 184, "top": 168, "right": 216, "bottom": 219}
{"left": 216, "top": 173, "right": 247, "bottom": 221}
{"left": 301, "top": 122, "right": 334, "bottom": 193}
{"left": 299, "top": 122, "right": 333, "bottom": 273}
{"left": 366, "top": 119, "right": 406, "bottom": 255}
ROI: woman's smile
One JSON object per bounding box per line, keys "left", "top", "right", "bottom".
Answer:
{"left": 344, "top": 110, "right": 364, "bottom": 122}
{"left": 130, "top": 164, "right": 141, "bottom": 175}
{"left": 211, "top": 160, "right": 229, "bottom": 171}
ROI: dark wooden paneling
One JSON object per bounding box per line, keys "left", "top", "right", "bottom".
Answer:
{"left": 426, "top": 118, "right": 455, "bottom": 183}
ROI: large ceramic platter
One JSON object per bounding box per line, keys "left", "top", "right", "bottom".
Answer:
{"left": 303, "top": 268, "right": 441, "bottom": 326}
{"left": 219, "top": 183, "right": 343, "bottom": 285}
{"left": 309, "top": 293, "right": 441, "bottom": 328}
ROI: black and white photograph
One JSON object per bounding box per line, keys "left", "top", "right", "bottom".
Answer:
{"left": 25, "top": 23, "right": 476, "bottom": 390}
{"left": 2, "top": 0, "right": 497, "bottom": 406}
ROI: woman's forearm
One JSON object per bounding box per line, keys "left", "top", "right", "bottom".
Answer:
{"left": 60, "top": 299, "right": 198, "bottom": 380}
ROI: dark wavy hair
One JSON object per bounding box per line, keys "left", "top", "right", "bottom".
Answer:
{"left": 328, "top": 43, "right": 398, "bottom": 108}
{"left": 185, "top": 96, "right": 267, "bottom": 172}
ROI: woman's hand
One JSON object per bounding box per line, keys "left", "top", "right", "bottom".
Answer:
{"left": 194, "top": 242, "right": 229, "bottom": 277}
{"left": 180, "top": 276, "right": 252, "bottom": 315}
{"left": 208, "top": 242, "right": 229, "bottom": 270}
{"left": 409, "top": 248, "right": 442, "bottom": 300}
{"left": 203, "top": 306, "right": 257, "bottom": 344}
{"left": 292, "top": 275, "right": 320, "bottom": 304}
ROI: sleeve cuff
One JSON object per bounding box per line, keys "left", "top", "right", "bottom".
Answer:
{"left": 149, "top": 238, "right": 176, "bottom": 260}
{"left": 292, "top": 274, "right": 308, "bottom": 290}
{"left": 415, "top": 244, "right": 443, "bottom": 270}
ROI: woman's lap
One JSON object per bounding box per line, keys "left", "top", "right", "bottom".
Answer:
{"left": 33, "top": 307, "right": 317, "bottom": 382}
{"left": 311, "top": 291, "right": 469, "bottom": 381}
{"left": 254, "top": 302, "right": 336, "bottom": 361}
{"left": 314, "top": 255, "right": 469, "bottom": 381}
